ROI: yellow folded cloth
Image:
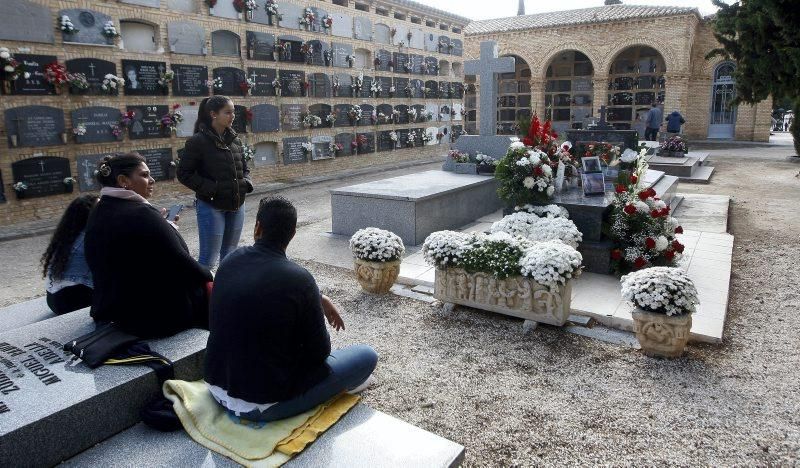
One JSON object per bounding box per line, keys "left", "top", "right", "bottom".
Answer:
{"left": 163, "top": 380, "right": 360, "bottom": 468}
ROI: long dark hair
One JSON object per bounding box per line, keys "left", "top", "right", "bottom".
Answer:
{"left": 95, "top": 152, "right": 146, "bottom": 188}
{"left": 194, "top": 95, "right": 233, "bottom": 133}
{"left": 41, "top": 195, "right": 99, "bottom": 280}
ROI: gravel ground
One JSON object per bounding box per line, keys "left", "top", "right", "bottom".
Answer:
{"left": 1, "top": 139, "right": 799, "bottom": 465}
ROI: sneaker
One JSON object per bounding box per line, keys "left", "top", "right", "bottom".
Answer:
{"left": 347, "top": 375, "right": 374, "bottom": 395}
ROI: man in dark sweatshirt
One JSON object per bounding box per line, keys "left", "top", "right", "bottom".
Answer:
{"left": 204, "top": 196, "right": 378, "bottom": 422}
{"left": 665, "top": 110, "right": 686, "bottom": 134}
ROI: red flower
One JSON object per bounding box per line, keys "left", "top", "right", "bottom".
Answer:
{"left": 623, "top": 204, "right": 637, "bottom": 215}
{"left": 665, "top": 250, "right": 675, "bottom": 261}
{"left": 651, "top": 210, "right": 661, "bottom": 218}
{"left": 674, "top": 226, "right": 684, "bottom": 234}
{"left": 647, "top": 187, "right": 657, "bottom": 198}
{"left": 672, "top": 241, "right": 685, "bottom": 253}
{"left": 584, "top": 151, "right": 591, "bottom": 157}
{"left": 533, "top": 166, "right": 544, "bottom": 176}
{"left": 634, "top": 257, "right": 647, "bottom": 269}
{"left": 630, "top": 175, "right": 638, "bottom": 184}
{"left": 522, "top": 137, "right": 534, "bottom": 147}
{"left": 611, "top": 249, "right": 622, "bottom": 260}
{"left": 638, "top": 190, "right": 650, "bottom": 201}
{"left": 615, "top": 184, "right": 626, "bottom": 194}
{"left": 645, "top": 237, "right": 656, "bottom": 249}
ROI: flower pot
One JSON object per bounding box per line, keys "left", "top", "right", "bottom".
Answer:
{"left": 632, "top": 309, "right": 692, "bottom": 358}
{"left": 433, "top": 268, "right": 573, "bottom": 326}
{"left": 354, "top": 258, "right": 401, "bottom": 294}
{"left": 14, "top": 190, "right": 25, "bottom": 200}
{"left": 476, "top": 165, "right": 496, "bottom": 175}
{"left": 2, "top": 81, "right": 11, "bottom": 94}
{"left": 64, "top": 183, "right": 74, "bottom": 194}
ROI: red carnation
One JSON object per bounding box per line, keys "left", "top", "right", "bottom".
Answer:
{"left": 665, "top": 250, "right": 675, "bottom": 261}
{"left": 651, "top": 210, "right": 661, "bottom": 218}
{"left": 645, "top": 237, "right": 656, "bottom": 249}
{"left": 611, "top": 249, "right": 622, "bottom": 260}
{"left": 647, "top": 187, "right": 657, "bottom": 198}
{"left": 674, "top": 226, "right": 683, "bottom": 234}
{"left": 623, "top": 204, "right": 637, "bottom": 215}
{"left": 630, "top": 175, "right": 638, "bottom": 184}
{"left": 638, "top": 191, "right": 650, "bottom": 201}
{"left": 534, "top": 166, "right": 544, "bottom": 176}
{"left": 634, "top": 257, "right": 647, "bottom": 269}
{"left": 672, "top": 240, "right": 685, "bottom": 253}
{"left": 615, "top": 184, "right": 626, "bottom": 194}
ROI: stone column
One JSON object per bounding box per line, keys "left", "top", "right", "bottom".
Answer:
{"left": 529, "top": 77, "right": 545, "bottom": 117}
{"left": 663, "top": 73, "right": 690, "bottom": 115}
{"left": 592, "top": 75, "right": 609, "bottom": 118}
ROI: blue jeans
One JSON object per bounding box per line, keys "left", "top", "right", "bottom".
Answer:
{"left": 196, "top": 199, "right": 245, "bottom": 269}
{"left": 238, "top": 345, "right": 378, "bottom": 423}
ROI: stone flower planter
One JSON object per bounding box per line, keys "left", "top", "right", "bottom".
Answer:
{"left": 433, "top": 268, "right": 572, "bottom": 326}
{"left": 632, "top": 309, "right": 692, "bottom": 357}
{"left": 354, "top": 258, "right": 401, "bottom": 294}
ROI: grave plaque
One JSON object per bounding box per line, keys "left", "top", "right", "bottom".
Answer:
{"left": 277, "top": 35, "right": 305, "bottom": 63}
{"left": 394, "top": 77, "right": 409, "bottom": 97}
{"left": 168, "top": 0, "right": 196, "bottom": 13}
{"left": 248, "top": 1, "right": 274, "bottom": 25}
{"left": 396, "top": 129, "right": 409, "bottom": 148}
{"left": 332, "top": 43, "right": 354, "bottom": 68}
{"left": 353, "top": 17, "right": 373, "bottom": 41}
{"left": 0, "top": 0, "right": 54, "bottom": 44}
{"left": 309, "top": 73, "right": 331, "bottom": 98}
{"left": 410, "top": 79, "right": 424, "bottom": 99}
{"left": 246, "top": 31, "right": 276, "bottom": 61}
{"left": 356, "top": 132, "right": 375, "bottom": 154}
{"left": 359, "top": 104, "right": 375, "bottom": 126}
{"left": 392, "top": 25, "right": 408, "bottom": 46}
{"left": 335, "top": 133, "right": 353, "bottom": 156}
{"left": 425, "top": 102, "right": 439, "bottom": 122}
{"left": 439, "top": 82, "right": 451, "bottom": 99}
{"left": 171, "top": 64, "right": 208, "bottom": 97}
{"left": 255, "top": 142, "right": 278, "bottom": 165}
{"left": 276, "top": 3, "right": 303, "bottom": 28}
{"left": 393, "top": 52, "right": 410, "bottom": 74}
{"left": 127, "top": 105, "right": 169, "bottom": 140}
{"left": 248, "top": 67, "right": 277, "bottom": 97}
{"left": 279, "top": 69, "right": 305, "bottom": 97}
{"left": 281, "top": 104, "right": 306, "bottom": 131}
{"left": 211, "top": 30, "right": 241, "bottom": 57}
{"left": 410, "top": 55, "right": 424, "bottom": 75}
{"left": 376, "top": 104, "right": 393, "bottom": 124}
{"left": 5, "top": 106, "right": 65, "bottom": 148}
{"left": 409, "top": 28, "right": 425, "bottom": 50}
{"left": 209, "top": 0, "right": 237, "bottom": 19}
{"left": 71, "top": 107, "right": 121, "bottom": 144}
{"left": 334, "top": 104, "right": 352, "bottom": 127}
{"left": 168, "top": 21, "right": 206, "bottom": 55}
{"left": 122, "top": 60, "right": 168, "bottom": 96}
{"left": 6, "top": 54, "right": 57, "bottom": 95}
{"left": 453, "top": 103, "right": 464, "bottom": 121}
{"left": 425, "top": 80, "right": 439, "bottom": 99}
{"left": 233, "top": 106, "right": 248, "bottom": 134}
{"left": 438, "top": 36, "right": 451, "bottom": 55}
{"left": 425, "top": 126, "right": 439, "bottom": 146}
{"left": 411, "top": 104, "right": 426, "bottom": 124}
{"left": 425, "top": 57, "right": 438, "bottom": 76}
{"left": 282, "top": 137, "right": 308, "bottom": 165}
{"left": 374, "top": 24, "right": 391, "bottom": 45}
{"left": 309, "top": 7, "right": 329, "bottom": 32}
{"left": 377, "top": 130, "right": 394, "bottom": 151}
{"left": 66, "top": 58, "right": 116, "bottom": 95}
{"left": 11, "top": 157, "right": 71, "bottom": 198}
{"left": 440, "top": 104, "right": 451, "bottom": 122}
{"left": 61, "top": 9, "right": 114, "bottom": 46}
{"left": 413, "top": 127, "right": 425, "bottom": 146}
{"left": 451, "top": 39, "right": 463, "bottom": 56}
{"left": 137, "top": 148, "right": 174, "bottom": 181}
{"left": 360, "top": 75, "right": 373, "bottom": 99}
{"left": 376, "top": 76, "right": 393, "bottom": 98}
{"left": 308, "top": 40, "right": 331, "bottom": 67}
{"left": 175, "top": 105, "right": 198, "bottom": 137}
{"left": 424, "top": 32, "right": 438, "bottom": 53}
{"left": 394, "top": 105, "right": 409, "bottom": 124}
{"left": 213, "top": 67, "right": 245, "bottom": 96}
{"left": 309, "top": 103, "right": 332, "bottom": 120}
{"left": 451, "top": 82, "right": 464, "bottom": 99}
{"left": 249, "top": 105, "right": 280, "bottom": 133}
{"left": 332, "top": 73, "right": 350, "bottom": 97}
{"left": 331, "top": 13, "right": 353, "bottom": 38}
{"left": 311, "top": 135, "right": 334, "bottom": 160}
{"left": 375, "top": 50, "right": 391, "bottom": 72}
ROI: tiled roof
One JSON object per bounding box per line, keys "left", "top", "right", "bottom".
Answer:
{"left": 464, "top": 4, "right": 700, "bottom": 35}
{"left": 381, "top": 0, "right": 472, "bottom": 25}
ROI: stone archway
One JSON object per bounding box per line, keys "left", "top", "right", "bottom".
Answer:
{"left": 496, "top": 54, "right": 531, "bottom": 135}
{"left": 606, "top": 45, "right": 667, "bottom": 134}
{"left": 543, "top": 50, "right": 595, "bottom": 134}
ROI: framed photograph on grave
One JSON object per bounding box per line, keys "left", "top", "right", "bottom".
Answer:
{"left": 582, "top": 156, "right": 602, "bottom": 173}
{"left": 581, "top": 172, "right": 605, "bottom": 196}
{"left": 122, "top": 60, "right": 168, "bottom": 96}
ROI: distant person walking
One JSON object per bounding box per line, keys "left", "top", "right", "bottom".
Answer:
{"left": 665, "top": 109, "right": 686, "bottom": 134}
{"left": 645, "top": 103, "right": 663, "bottom": 141}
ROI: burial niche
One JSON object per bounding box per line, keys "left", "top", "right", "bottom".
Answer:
{"left": 607, "top": 46, "right": 666, "bottom": 133}
{"left": 120, "top": 20, "right": 159, "bottom": 53}
{"left": 212, "top": 30, "right": 241, "bottom": 57}
{"left": 544, "top": 50, "right": 595, "bottom": 134}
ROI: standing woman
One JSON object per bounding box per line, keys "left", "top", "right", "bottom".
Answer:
{"left": 178, "top": 95, "right": 253, "bottom": 269}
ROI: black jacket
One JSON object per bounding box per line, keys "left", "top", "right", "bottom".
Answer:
{"left": 204, "top": 240, "right": 331, "bottom": 404}
{"left": 84, "top": 196, "right": 213, "bottom": 338}
{"left": 177, "top": 125, "right": 253, "bottom": 212}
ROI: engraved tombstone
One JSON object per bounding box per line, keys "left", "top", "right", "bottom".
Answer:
{"left": 410, "top": 79, "right": 424, "bottom": 98}
{"left": 335, "top": 133, "right": 353, "bottom": 156}
{"left": 255, "top": 142, "right": 278, "bottom": 165}
{"left": 440, "top": 104, "right": 451, "bottom": 122}
{"left": 60, "top": 9, "right": 114, "bottom": 46}
{"left": 394, "top": 77, "right": 409, "bottom": 98}
{"left": 249, "top": 104, "right": 280, "bottom": 132}
{"left": 453, "top": 103, "right": 464, "bottom": 121}
{"left": 76, "top": 153, "right": 111, "bottom": 192}
{"left": 309, "top": 73, "right": 331, "bottom": 98}
{"left": 356, "top": 132, "right": 375, "bottom": 154}
{"left": 66, "top": 58, "right": 116, "bottom": 95}
{"left": 451, "top": 39, "right": 463, "bottom": 56}
{"left": 353, "top": 17, "right": 373, "bottom": 41}
{"left": 425, "top": 80, "right": 439, "bottom": 99}
{"left": 332, "top": 43, "right": 354, "bottom": 68}
{"left": 377, "top": 130, "right": 394, "bottom": 152}
{"left": 359, "top": 75, "right": 373, "bottom": 98}
{"left": 439, "top": 82, "right": 451, "bottom": 99}
{"left": 309, "top": 7, "right": 328, "bottom": 32}
{"left": 451, "top": 81, "right": 464, "bottom": 99}
{"left": 127, "top": 105, "right": 168, "bottom": 140}
{"left": 175, "top": 105, "right": 198, "bottom": 137}
{"left": 246, "top": 31, "right": 276, "bottom": 61}
{"left": 308, "top": 40, "right": 331, "bottom": 67}
{"left": 394, "top": 105, "right": 409, "bottom": 124}
{"left": 6, "top": 54, "right": 57, "bottom": 95}
{"left": 424, "top": 32, "right": 438, "bottom": 53}
{"left": 311, "top": 135, "right": 334, "bottom": 160}
{"left": 332, "top": 73, "right": 350, "bottom": 97}
{"left": 71, "top": 107, "right": 121, "bottom": 144}
{"left": 410, "top": 55, "right": 424, "bottom": 75}
{"left": 392, "top": 25, "right": 408, "bottom": 47}
{"left": 309, "top": 103, "right": 332, "bottom": 120}
{"left": 281, "top": 104, "right": 306, "bottom": 131}
{"left": 276, "top": 4, "right": 304, "bottom": 29}
{"left": 334, "top": 104, "right": 352, "bottom": 127}
{"left": 425, "top": 57, "right": 438, "bottom": 76}
{"left": 137, "top": 148, "right": 174, "bottom": 181}
{"left": 376, "top": 104, "right": 393, "bottom": 124}
{"left": 248, "top": 67, "right": 277, "bottom": 96}
{"left": 171, "top": 64, "right": 208, "bottom": 97}
{"left": 393, "top": 52, "right": 409, "bottom": 74}
{"left": 396, "top": 128, "right": 409, "bottom": 149}
{"left": 282, "top": 137, "right": 308, "bottom": 165}
{"left": 168, "top": 21, "right": 206, "bottom": 55}
{"left": 331, "top": 13, "right": 353, "bottom": 38}
{"left": 374, "top": 24, "right": 391, "bottom": 45}
{"left": 426, "top": 102, "right": 439, "bottom": 121}
{"left": 279, "top": 69, "right": 305, "bottom": 97}
{"left": 11, "top": 157, "right": 72, "bottom": 198}
{"left": 411, "top": 104, "right": 426, "bottom": 124}
{"left": 233, "top": 105, "right": 248, "bottom": 134}
{"left": 122, "top": 60, "right": 168, "bottom": 96}
{"left": 213, "top": 67, "right": 246, "bottom": 96}
{"left": 209, "top": 0, "right": 238, "bottom": 19}
{"left": 376, "top": 76, "right": 393, "bottom": 98}
{"left": 359, "top": 104, "right": 375, "bottom": 126}
{"left": 277, "top": 35, "right": 305, "bottom": 63}
{"left": 375, "top": 49, "right": 391, "bottom": 72}
{"left": 211, "top": 30, "right": 240, "bottom": 57}
{"left": 0, "top": 0, "right": 55, "bottom": 44}
{"left": 5, "top": 106, "right": 65, "bottom": 148}
{"left": 438, "top": 36, "right": 451, "bottom": 55}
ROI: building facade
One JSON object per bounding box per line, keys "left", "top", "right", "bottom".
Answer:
{"left": 463, "top": 5, "right": 772, "bottom": 143}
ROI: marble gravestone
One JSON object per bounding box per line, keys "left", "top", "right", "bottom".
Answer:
{"left": 334, "top": 104, "right": 352, "bottom": 127}
{"left": 0, "top": 0, "right": 55, "bottom": 44}
{"left": 255, "top": 142, "right": 278, "bottom": 165}
{"left": 374, "top": 24, "right": 391, "bottom": 45}
{"left": 410, "top": 79, "right": 424, "bottom": 99}
{"left": 375, "top": 49, "right": 391, "bottom": 72}
{"left": 11, "top": 157, "right": 71, "bottom": 198}
{"left": 425, "top": 81, "right": 439, "bottom": 99}
{"left": 395, "top": 129, "right": 409, "bottom": 149}
{"left": 282, "top": 137, "right": 309, "bottom": 165}
{"left": 279, "top": 69, "right": 305, "bottom": 97}
{"left": 424, "top": 126, "right": 439, "bottom": 146}
{"left": 309, "top": 7, "right": 329, "bottom": 33}
{"left": 377, "top": 130, "right": 394, "bottom": 152}
{"left": 277, "top": 35, "right": 305, "bottom": 63}
{"left": 411, "top": 104, "right": 426, "bottom": 124}
{"left": 425, "top": 103, "right": 439, "bottom": 122}
{"left": 331, "top": 13, "right": 353, "bottom": 38}
{"left": 394, "top": 105, "right": 409, "bottom": 124}
{"left": 233, "top": 106, "right": 248, "bottom": 134}
{"left": 211, "top": 30, "right": 240, "bottom": 57}
{"left": 409, "top": 29, "right": 425, "bottom": 50}
{"left": 307, "top": 40, "right": 332, "bottom": 67}
{"left": 394, "top": 77, "right": 409, "bottom": 97}
{"left": 5, "top": 106, "right": 65, "bottom": 148}
{"left": 137, "top": 148, "right": 174, "bottom": 181}
{"left": 127, "top": 105, "right": 168, "bottom": 140}
{"left": 359, "top": 75, "right": 373, "bottom": 99}
{"left": 309, "top": 103, "right": 332, "bottom": 121}
{"left": 76, "top": 153, "right": 112, "bottom": 192}
{"left": 311, "top": 135, "right": 334, "bottom": 161}
{"left": 353, "top": 17, "right": 373, "bottom": 41}
{"left": 167, "top": 0, "right": 196, "bottom": 13}
{"left": 410, "top": 55, "right": 424, "bottom": 75}
{"left": 248, "top": 67, "right": 277, "bottom": 97}
{"left": 122, "top": 60, "right": 167, "bottom": 96}
{"left": 332, "top": 73, "right": 350, "bottom": 98}
{"left": 454, "top": 41, "right": 517, "bottom": 159}
{"left": 59, "top": 9, "right": 114, "bottom": 46}
{"left": 276, "top": 3, "right": 303, "bottom": 29}
{"left": 391, "top": 25, "right": 408, "bottom": 47}
{"left": 332, "top": 43, "right": 354, "bottom": 68}
{"left": 452, "top": 103, "right": 464, "bottom": 121}
{"left": 376, "top": 104, "right": 393, "bottom": 124}
{"left": 309, "top": 73, "right": 331, "bottom": 98}
{"left": 7, "top": 54, "right": 57, "bottom": 95}
{"left": 451, "top": 39, "right": 464, "bottom": 56}
{"left": 359, "top": 104, "right": 375, "bottom": 126}
{"left": 424, "top": 32, "right": 438, "bottom": 53}
{"left": 249, "top": 104, "right": 280, "bottom": 132}
{"left": 376, "top": 76, "right": 393, "bottom": 98}
{"left": 66, "top": 58, "right": 116, "bottom": 95}
{"left": 281, "top": 104, "right": 306, "bottom": 131}
{"left": 248, "top": 1, "right": 274, "bottom": 26}
{"left": 213, "top": 67, "right": 245, "bottom": 96}
{"left": 357, "top": 132, "right": 375, "bottom": 154}
{"left": 168, "top": 21, "right": 206, "bottom": 55}
{"left": 424, "top": 57, "right": 438, "bottom": 76}
{"left": 393, "top": 52, "right": 409, "bottom": 74}
{"left": 209, "top": 0, "right": 237, "bottom": 19}
{"left": 246, "top": 31, "right": 276, "bottom": 61}
{"left": 335, "top": 133, "right": 353, "bottom": 156}
{"left": 171, "top": 65, "right": 208, "bottom": 97}
{"left": 71, "top": 107, "right": 121, "bottom": 144}
{"left": 175, "top": 105, "right": 198, "bottom": 138}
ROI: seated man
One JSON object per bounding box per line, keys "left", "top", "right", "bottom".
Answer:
{"left": 204, "top": 196, "right": 378, "bottom": 422}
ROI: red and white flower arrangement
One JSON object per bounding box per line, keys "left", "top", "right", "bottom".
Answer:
{"left": 322, "top": 15, "right": 333, "bottom": 29}
{"left": 44, "top": 62, "right": 69, "bottom": 89}
{"left": 495, "top": 139, "right": 556, "bottom": 204}
{"left": 160, "top": 104, "right": 183, "bottom": 134}
{"left": 1, "top": 47, "right": 29, "bottom": 81}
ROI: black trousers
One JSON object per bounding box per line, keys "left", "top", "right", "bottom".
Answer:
{"left": 47, "top": 284, "right": 93, "bottom": 315}
{"left": 645, "top": 127, "right": 659, "bottom": 141}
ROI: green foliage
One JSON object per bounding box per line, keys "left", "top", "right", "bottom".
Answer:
{"left": 516, "top": 115, "right": 532, "bottom": 138}
{"left": 461, "top": 239, "right": 525, "bottom": 280}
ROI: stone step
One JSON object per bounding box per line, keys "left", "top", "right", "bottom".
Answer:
{"left": 651, "top": 174, "right": 680, "bottom": 208}
{"left": 64, "top": 405, "right": 465, "bottom": 468}
{"left": 0, "top": 296, "right": 56, "bottom": 334}
{"left": 0, "top": 310, "right": 208, "bottom": 467}
{"left": 678, "top": 165, "right": 715, "bottom": 184}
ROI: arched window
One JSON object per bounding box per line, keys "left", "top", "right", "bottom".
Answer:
{"left": 708, "top": 61, "right": 737, "bottom": 139}
{"left": 607, "top": 46, "right": 666, "bottom": 133}
{"left": 496, "top": 55, "right": 531, "bottom": 135}
{"left": 544, "top": 50, "right": 594, "bottom": 134}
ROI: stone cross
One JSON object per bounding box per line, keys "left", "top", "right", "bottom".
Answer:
{"left": 464, "top": 41, "right": 515, "bottom": 136}
{"left": 596, "top": 105, "right": 613, "bottom": 129}
{"left": 88, "top": 62, "right": 96, "bottom": 77}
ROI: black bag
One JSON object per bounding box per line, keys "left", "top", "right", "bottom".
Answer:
{"left": 63, "top": 322, "right": 139, "bottom": 368}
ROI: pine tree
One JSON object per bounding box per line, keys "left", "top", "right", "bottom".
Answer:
{"left": 707, "top": 0, "right": 800, "bottom": 154}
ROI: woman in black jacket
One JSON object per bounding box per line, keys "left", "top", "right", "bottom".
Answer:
{"left": 84, "top": 153, "right": 213, "bottom": 338}
{"left": 177, "top": 96, "right": 253, "bottom": 269}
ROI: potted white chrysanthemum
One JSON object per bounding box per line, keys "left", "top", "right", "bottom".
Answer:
{"left": 621, "top": 267, "right": 699, "bottom": 357}
{"left": 349, "top": 227, "right": 405, "bottom": 294}
{"left": 489, "top": 211, "right": 583, "bottom": 248}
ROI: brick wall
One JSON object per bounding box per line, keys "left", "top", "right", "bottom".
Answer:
{"left": 0, "top": 0, "right": 468, "bottom": 224}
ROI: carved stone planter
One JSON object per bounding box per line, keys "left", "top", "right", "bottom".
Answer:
{"left": 354, "top": 258, "right": 401, "bottom": 294}
{"left": 632, "top": 309, "right": 692, "bottom": 358}
{"left": 433, "top": 268, "right": 572, "bottom": 326}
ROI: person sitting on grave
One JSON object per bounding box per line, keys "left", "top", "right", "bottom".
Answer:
{"left": 204, "top": 196, "right": 378, "bottom": 422}
{"left": 40, "top": 194, "right": 99, "bottom": 315}
{"left": 85, "top": 153, "right": 213, "bottom": 338}
{"left": 177, "top": 95, "right": 254, "bottom": 270}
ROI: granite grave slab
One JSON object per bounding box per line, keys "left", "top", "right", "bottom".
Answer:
{"left": 168, "top": 21, "right": 206, "bottom": 55}
{"left": 246, "top": 31, "right": 276, "bottom": 61}
{"left": 283, "top": 137, "right": 309, "bottom": 164}
{"left": 66, "top": 58, "right": 116, "bottom": 96}
{"left": 5, "top": 106, "right": 65, "bottom": 148}
{"left": 375, "top": 49, "right": 391, "bottom": 72}
{"left": 175, "top": 105, "right": 198, "bottom": 138}
{"left": 71, "top": 107, "right": 121, "bottom": 144}
{"left": 233, "top": 105, "right": 248, "bottom": 134}
{"left": 6, "top": 54, "right": 57, "bottom": 95}
{"left": 76, "top": 153, "right": 112, "bottom": 192}
{"left": 374, "top": 23, "right": 391, "bottom": 45}
{"left": 137, "top": 148, "right": 174, "bottom": 181}
{"left": 255, "top": 142, "right": 278, "bottom": 165}
{"left": 0, "top": 297, "right": 55, "bottom": 334}
{"left": 281, "top": 104, "right": 306, "bottom": 131}
{"left": 409, "top": 28, "right": 425, "bottom": 50}
{"left": 209, "top": 0, "right": 237, "bottom": 19}
{"left": 307, "top": 40, "right": 332, "bottom": 67}
{"left": 377, "top": 130, "right": 395, "bottom": 151}
{"left": 356, "top": 132, "right": 375, "bottom": 154}
{"left": 332, "top": 43, "right": 354, "bottom": 68}
{"left": 354, "top": 17, "right": 373, "bottom": 41}
{"left": 122, "top": 60, "right": 168, "bottom": 96}
{"left": 211, "top": 30, "right": 240, "bottom": 57}
{"left": 277, "top": 35, "right": 304, "bottom": 63}
{"left": 127, "top": 105, "right": 169, "bottom": 140}
{"left": 335, "top": 133, "right": 354, "bottom": 156}
{"left": 249, "top": 104, "right": 280, "bottom": 132}
{"left": 311, "top": 135, "right": 334, "bottom": 160}
{"left": 171, "top": 64, "right": 208, "bottom": 97}
{"left": 0, "top": 0, "right": 54, "bottom": 44}
{"left": 334, "top": 104, "right": 352, "bottom": 127}
{"left": 60, "top": 9, "right": 115, "bottom": 46}
{"left": 11, "top": 157, "right": 72, "bottom": 198}
{"left": 248, "top": 67, "right": 277, "bottom": 97}
{"left": 309, "top": 103, "right": 332, "bottom": 121}
{"left": 309, "top": 73, "right": 331, "bottom": 98}
{"left": 279, "top": 69, "right": 305, "bottom": 97}
{"left": 331, "top": 13, "right": 353, "bottom": 38}
{"left": 213, "top": 67, "right": 245, "bottom": 96}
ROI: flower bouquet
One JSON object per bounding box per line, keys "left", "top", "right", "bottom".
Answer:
{"left": 67, "top": 73, "right": 90, "bottom": 94}
{"left": 495, "top": 139, "right": 556, "bottom": 205}
{"left": 348, "top": 105, "right": 362, "bottom": 125}
{"left": 302, "top": 114, "right": 322, "bottom": 128}
{"left": 658, "top": 135, "right": 688, "bottom": 157}
{"left": 160, "top": 104, "right": 183, "bottom": 134}
{"left": 1, "top": 47, "right": 30, "bottom": 90}
{"left": 350, "top": 227, "right": 405, "bottom": 294}
{"left": 271, "top": 77, "right": 281, "bottom": 96}
{"left": 101, "top": 74, "right": 124, "bottom": 94}
{"left": 59, "top": 15, "right": 79, "bottom": 35}
{"left": 102, "top": 21, "right": 119, "bottom": 38}
{"left": 44, "top": 62, "right": 69, "bottom": 93}
{"left": 329, "top": 141, "right": 343, "bottom": 154}
{"left": 490, "top": 211, "right": 583, "bottom": 248}
{"left": 326, "top": 112, "right": 336, "bottom": 128}
{"left": 241, "top": 142, "right": 255, "bottom": 161}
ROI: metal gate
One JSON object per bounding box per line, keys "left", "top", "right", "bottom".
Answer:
{"left": 708, "top": 62, "right": 737, "bottom": 139}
